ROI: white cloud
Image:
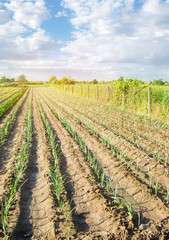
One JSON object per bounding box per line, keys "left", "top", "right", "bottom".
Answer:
{"left": 4, "top": 0, "right": 49, "bottom": 29}
{"left": 0, "top": 9, "right": 10, "bottom": 23}
{"left": 0, "top": 0, "right": 56, "bottom": 61}
{"left": 1, "top": 0, "right": 169, "bottom": 82}
{"left": 61, "top": 0, "right": 169, "bottom": 70}
{"left": 55, "top": 10, "right": 68, "bottom": 18}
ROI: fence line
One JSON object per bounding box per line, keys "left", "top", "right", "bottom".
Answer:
{"left": 53, "top": 84, "right": 169, "bottom": 119}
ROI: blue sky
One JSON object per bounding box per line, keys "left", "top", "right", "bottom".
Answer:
{"left": 0, "top": 0, "right": 169, "bottom": 82}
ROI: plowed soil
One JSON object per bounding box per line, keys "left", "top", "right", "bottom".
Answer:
{"left": 0, "top": 87, "right": 169, "bottom": 240}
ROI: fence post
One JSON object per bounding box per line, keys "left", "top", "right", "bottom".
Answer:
{"left": 107, "top": 85, "right": 109, "bottom": 102}
{"left": 148, "top": 87, "right": 151, "bottom": 117}
{"left": 96, "top": 85, "right": 98, "bottom": 101}
{"left": 77, "top": 85, "right": 79, "bottom": 96}
{"left": 122, "top": 86, "right": 126, "bottom": 110}
{"left": 72, "top": 85, "right": 73, "bottom": 95}
{"left": 87, "top": 84, "right": 90, "bottom": 98}
{"left": 81, "top": 85, "right": 83, "bottom": 97}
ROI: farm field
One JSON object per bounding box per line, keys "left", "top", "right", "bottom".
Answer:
{"left": 0, "top": 86, "right": 169, "bottom": 239}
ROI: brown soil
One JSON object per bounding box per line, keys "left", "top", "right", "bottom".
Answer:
{"left": 0, "top": 92, "right": 30, "bottom": 198}
{"left": 0, "top": 90, "right": 28, "bottom": 131}
{"left": 10, "top": 92, "right": 56, "bottom": 239}
{"left": 37, "top": 92, "right": 128, "bottom": 238}
{"left": 0, "top": 87, "right": 169, "bottom": 240}
{"left": 43, "top": 93, "right": 169, "bottom": 201}
{"left": 36, "top": 89, "right": 169, "bottom": 233}
{"left": 44, "top": 89, "right": 169, "bottom": 152}
{"left": 0, "top": 88, "right": 24, "bottom": 105}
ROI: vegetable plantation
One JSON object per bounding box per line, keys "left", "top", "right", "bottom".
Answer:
{"left": 0, "top": 86, "right": 169, "bottom": 239}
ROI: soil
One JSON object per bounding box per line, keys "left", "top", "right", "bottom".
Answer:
{"left": 0, "top": 87, "right": 169, "bottom": 239}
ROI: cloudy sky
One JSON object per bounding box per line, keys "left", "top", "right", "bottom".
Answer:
{"left": 0, "top": 0, "right": 169, "bottom": 82}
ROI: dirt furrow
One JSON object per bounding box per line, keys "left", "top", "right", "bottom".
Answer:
{"left": 44, "top": 95, "right": 169, "bottom": 197}
{"left": 10, "top": 93, "right": 55, "bottom": 239}
{"left": 41, "top": 94, "right": 169, "bottom": 226}
{"left": 0, "top": 88, "right": 23, "bottom": 105}
{"left": 46, "top": 89, "right": 169, "bottom": 149}
{"left": 37, "top": 92, "right": 128, "bottom": 237}
{"left": 47, "top": 91, "right": 169, "bottom": 152}
{"left": 0, "top": 92, "right": 30, "bottom": 198}
{"left": 0, "top": 90, "right": 28, "bottom": 131}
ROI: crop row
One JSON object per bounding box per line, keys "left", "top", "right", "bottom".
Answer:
{"left": 38, "top": 93, "right": 163, "bottom": 219}
{"left": 0, "top": 88, "right": 22, "bottom": 103}
{"left": 40, "top": 89, "right": 168, "bottom": 164}
{"left": 1, "top": 93, "right": 32, "bottom": 239}
{"left": 0, "top": 89, "right": 29, "bottom": 142}
{"left": 0, "top": 87, "right": 19, "bottom": 97}
{"left": 37, "top": 96, "right": 74, "bottom": 232}
{"left": 44, "top": 88, "right": 168, "bottom": 139}
{"left": 35, "top": 91, "right": 140, "bottom": 237}
{"left": 36, "top": 89, "right": 169, "bottom": 226}
{"left": 0, "top": 87, "right": 28, "bottom": 118}
{"left": 42, "top": 94, "right": 169, "bottom": 203}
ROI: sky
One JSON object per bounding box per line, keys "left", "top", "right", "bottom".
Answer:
{"left": 0, "top": 0, "right": 169, "bottom": 82}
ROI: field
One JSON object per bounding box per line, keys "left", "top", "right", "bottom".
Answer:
{"left": 0, "top": 86, "right": 169, "bottom": 239}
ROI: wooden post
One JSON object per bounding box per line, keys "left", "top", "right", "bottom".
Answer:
{"left": 72, "top": 85, "right": 73, "bottom": 94}
{"left": 107, "top": 85, "right": 109, "bottom": 102}
{"left": 96, "top": 85, "right": 98, "bottom": 101}
{"left": 87, "top": 84, "right": 90, "bottom": 98}
{"left": 81, "top": 85, "right": 83, "bottom": 96}
{"left": 148, "top": 87, "right": 151, "bottom": 117}
{"left": 122, "top": 86, "right": 126, "bottom": 110}
{"left": 76, "top": 85, "right": 78, "bottom": 96}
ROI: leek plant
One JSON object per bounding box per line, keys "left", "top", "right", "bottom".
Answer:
{"left": 167, "top": 185, "right": 169, "bottom": 204}
{"left": 37, "top": 98, "right": 74, "bottom": 233}
{"left": 41, "top": 96, "right": 137, "bottom": 219}
{"left": 0, "top": 87, "right": 28, "bottom": 118}
{"left": 1, "top": 95, "right": 32, "bottom": 239}
{"left": 0, "top": 89, "right": 29, "bottom": 141}
{"left": 154, "top": 180, "right": 160, "bottom": 196}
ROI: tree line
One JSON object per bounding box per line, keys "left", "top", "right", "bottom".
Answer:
{"left": 48, "top": 76, "right": 99, "bottom": 85}
{"left": 0, "top": 74, "right": 28, "bottom": 83}
{"left": 48, "top": 75, "right": 169, "bottom": 86}
{"left": 1, "top": 74, "right": 169, "bottom": 86}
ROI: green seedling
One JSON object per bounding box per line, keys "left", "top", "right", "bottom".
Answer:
{"left": 167, "top": 185, "right": 169, "bottom": 204}
{"left": 154, "top": 180, "right": 160, "bottom": 196}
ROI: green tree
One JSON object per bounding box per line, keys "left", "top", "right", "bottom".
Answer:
{"left": 0, "top": 76, "right": 15, "bottom": 83}
{"left": 49, "top": 76, "right": 58, "bottom": 84}
{"left": 59, "top": 77, "right": 68, "bottom": 84}
{"left": 117, "top": 76, "right": 124, "bottom": 82}
{"left": 152, "top": 79, "right": 168, "bottom": 86}
{"left": 91, "top": 79, "right": 98, "bottom": 84}
{"left": 18, "top": 74, "right": 28, "bottom": 82}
